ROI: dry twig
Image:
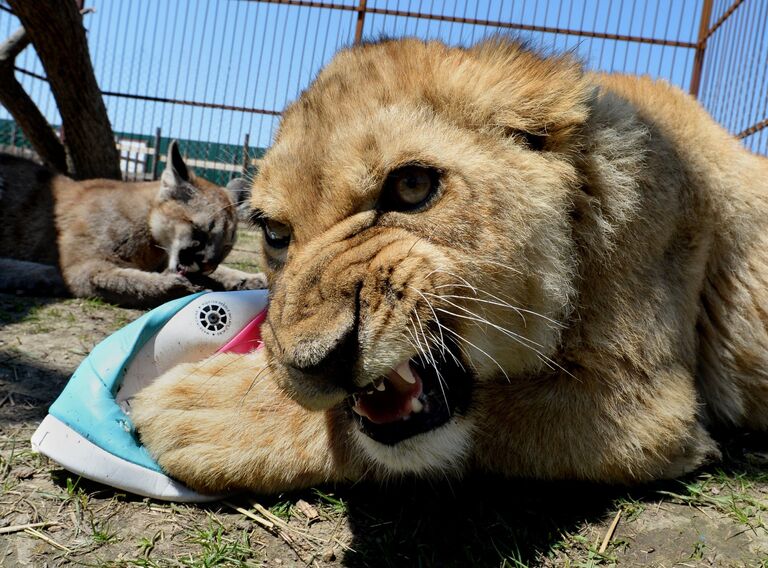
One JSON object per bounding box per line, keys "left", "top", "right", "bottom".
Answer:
{"left": 598, "top": 509, "right": 622, "bottom": 554}
{"left": 0, "top": 521, "right": 56, "bottom": 535}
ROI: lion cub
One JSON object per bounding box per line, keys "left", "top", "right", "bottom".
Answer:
{"left": 133, "top": 39, "right": 768, "bottom": 495}
{"left": 0, "top": 141, "right": 265, "bottom": 308}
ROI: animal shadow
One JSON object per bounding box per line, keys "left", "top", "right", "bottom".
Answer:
{"left": 338, "top": 475, "right": 624, "bottom": 567}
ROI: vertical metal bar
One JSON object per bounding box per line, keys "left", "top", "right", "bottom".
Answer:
{"left": 143, "top": 145, "right": 150, "bottom": 180}
{"left": 152, "top": 127, "right": 162, "bottom": 181}
{"left": 690, "top": 0, "right": 715, "bottom": 97}
{"left": 242, "top": 132, "right": 250, "bottom": 177}
{"left": 354, "top": 0, "right": 367, "bottom": 44}
{"left": 229, "top": 143, "right": 239, "bottom": 183}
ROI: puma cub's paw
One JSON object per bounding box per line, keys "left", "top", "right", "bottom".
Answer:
{"left": 232, "top": 272, "right": 268, "bottom": 290}
{"left": 211, "top": 266, "right": 268, "bottom": 291}
{"left": 165, "top": 272, "right": 205, "bottom": 294}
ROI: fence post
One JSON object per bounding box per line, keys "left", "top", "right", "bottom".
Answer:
{"left": 242, "top": 132, "right": 250, "bottom": 177}
{"left": 354, "top": 0, "right": 367, "bottom": 44}
{"left": 689, "top": 0, "right": 715, "bottom": 98}
{"left": 151, "top": 126, "right": 161, "bottom": 180}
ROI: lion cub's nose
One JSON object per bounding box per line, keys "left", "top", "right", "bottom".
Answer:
{"left": 283, "top": 325, "right": 358, "bottom": 384}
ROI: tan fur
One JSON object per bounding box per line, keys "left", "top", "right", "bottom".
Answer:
{"left": 0, "top": 144, "right": 266, "bottom": 307}
{"left": 132, "top": 39, "right": 768, "bottom": 493}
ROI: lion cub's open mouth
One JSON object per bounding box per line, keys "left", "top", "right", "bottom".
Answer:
{"left": 347, "top": 347, "right": 473, "bottom": 445}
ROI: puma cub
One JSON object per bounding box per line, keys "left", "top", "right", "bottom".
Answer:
{"left": 0, "top": 141, "right": 265, "bottom": 308}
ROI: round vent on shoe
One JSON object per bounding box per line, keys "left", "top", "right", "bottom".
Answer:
{"left": 196, "top": 302, "right": 231, "bottom": 335}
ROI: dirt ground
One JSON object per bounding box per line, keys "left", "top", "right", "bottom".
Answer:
{"left": 2, "top": 231, "right": 768, "bottom": 567}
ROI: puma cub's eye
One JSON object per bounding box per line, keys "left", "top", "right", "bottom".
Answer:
{"left": 382, "top": 166, "right": 439, "bottom": 211}
{"left": 262, "top": 218, "right": 291, "bottom": 249}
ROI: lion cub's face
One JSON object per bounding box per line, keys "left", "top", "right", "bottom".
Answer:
{"left": 251, "top": 39, "right": 591, "bottom": 473}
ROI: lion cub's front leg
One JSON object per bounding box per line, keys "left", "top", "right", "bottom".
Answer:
{"left": 131, "top": 351, "right": 358, "bottom": 494}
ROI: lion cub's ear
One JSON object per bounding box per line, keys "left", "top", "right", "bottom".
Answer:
{"left": 467, "top": 38, "right": 593, "bottom": 153}
{"left": 160, "top": 140, "right": 197, "bottom": 202}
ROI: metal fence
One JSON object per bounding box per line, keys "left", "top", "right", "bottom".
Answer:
{"left": 0, "top": 0, "right": 765, "bottom": 183}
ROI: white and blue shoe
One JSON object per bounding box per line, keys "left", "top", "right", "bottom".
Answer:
{"left": 31, "top": 290, "right": 269, "bottom": 502}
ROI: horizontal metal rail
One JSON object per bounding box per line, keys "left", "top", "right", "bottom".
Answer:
{"left": 248, "top": 0, "right": 698, "bottom": 49}
{"left": 14, "top": 66, "right": 282, "bottom": 117}
{"left": 101, "top": 91, "right": 281, "bottom": 117}
{"left": 736, "top": 118, "right": 768, "bottom": 139}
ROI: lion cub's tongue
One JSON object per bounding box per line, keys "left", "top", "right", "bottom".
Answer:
{"left": 353, "top": 360, "right": 423, "bottom": 424}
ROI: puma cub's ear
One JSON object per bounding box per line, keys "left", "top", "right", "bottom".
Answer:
{"left": 160, "top": 140, "right": 196, "bottom": 202}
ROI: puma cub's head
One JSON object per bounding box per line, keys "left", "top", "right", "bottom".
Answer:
{"left": 150, "top": 140, "right": 238, "bottom": 275}
{"left": 252, "top": 39, "right": 593, "bottom": 474}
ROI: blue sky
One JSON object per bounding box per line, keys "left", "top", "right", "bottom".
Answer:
{"left": 0, "top": 0, "right": 764, "bottom": 156}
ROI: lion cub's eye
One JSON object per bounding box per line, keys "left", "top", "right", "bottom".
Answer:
{"left": 261, "top": 218, "right": 291, "bottom": 249}
{"left": 381, "top": 165, "right": 440, "bottom": 212}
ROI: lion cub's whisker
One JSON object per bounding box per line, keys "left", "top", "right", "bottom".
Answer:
{"left": 409, "top": 286, "right": 448, "bottom": 355}
{"left": 433, "top": 304, "right": 568, "bottom": 376}
{"left": 432, "top": 298, "right": 547, "bottom": 350}
{"left": 440, "top": 326, "right": 510, "bottom": 383}
{"left": 432, "top": 284, "right": 565, "bottom": 329}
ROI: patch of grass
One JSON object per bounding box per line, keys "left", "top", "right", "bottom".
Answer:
{"left": 312, "top": 489, "right": 347, "bottom": 515}
{"left": 0, "top": 438, "right": 45, "bottom": 493}
{"left": 689, "top": 537, "right": 707, "bottom": 561}
{"left": 614, "top": 496, "right": 644, "bottom": 522}
{"left": 224, "top": 261, "right": 261, "bottom": 272}
{"left": 548, "top": 532, "right": 618, "bottom": 568}
{"left": 90, "top": 518, "right": 120, "bottom": 544}
{"left": 16, "top": 304, "right": 56, "bottom": 332}
{"left": 81, "top": 297, "right": 117, "bottom": 309}
{"left": 180, "top": 517, "right": 262, "bottom": 567}
{"left": 500, "top": 547, "right": 531, "bottom": 568}
{"left": 267, "top": 499, "right": 292, "bottom": 521}
{"left": 658, "top": 469, "right": 768, "bottom": 530}
{"left": 45, "top": 307, "right": 63, "bottom": 319}
{"left": 19, "top": 304, "right": 46, "bottom": 323}
{"left": 136, "top": 530, "right": 163, "bottom": 559}
{"left": 112, "top": 311, "right": 133, "bottom": 328}
{"left": 0, "top": 443, "right": 20, "bottom": 492}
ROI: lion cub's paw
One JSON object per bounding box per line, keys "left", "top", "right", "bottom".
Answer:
{"left": 659, "top": 422, "right": 722, "bottom": 479}
{"left": 130, "top": 353, "right": 273, "bottom": 493}
{"left": 130, "top": 352, "right": 342, "bottom": 494}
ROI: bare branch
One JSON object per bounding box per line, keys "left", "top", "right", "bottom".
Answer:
{"left": 0, "top": 25, "right": 67, "bottom": 172}
{"left": 7, "top": 0, "right": 121, "bottom": 179}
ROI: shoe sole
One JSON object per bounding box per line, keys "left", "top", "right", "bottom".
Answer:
{"left": 31, "top": 414, "right": 222, "bottom": 502}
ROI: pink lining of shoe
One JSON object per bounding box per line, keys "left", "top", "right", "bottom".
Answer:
{"left": 215, "top": 309, "right": 267, "bottom": 354}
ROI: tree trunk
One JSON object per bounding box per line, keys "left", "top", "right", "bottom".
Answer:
{"left": 0, "top": 26, "right": 67, "bottom": 172}
{"left": 7, "top": 0, "right": 122, "bottom": 180}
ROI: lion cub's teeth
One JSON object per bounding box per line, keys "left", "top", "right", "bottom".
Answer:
{"left": 351, "top": 404, "right": 365, "bottom": 417}
{"left": 374, "top": 381, "right": 386, "bottom": 392}
{"left": 398, "top": 363, "right": 417, "bottom": 384}
{"left": 411, "top": 397, "right": 423, "bottom": 413}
